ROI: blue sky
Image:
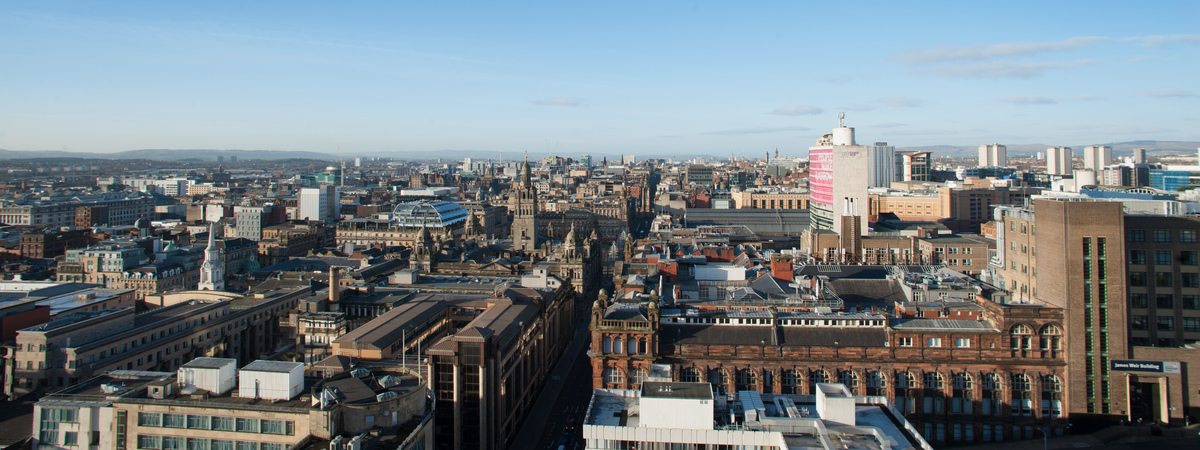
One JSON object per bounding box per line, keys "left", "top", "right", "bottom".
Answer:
{"left": 1, "top": 1, "right": 1197, "bottom": 157}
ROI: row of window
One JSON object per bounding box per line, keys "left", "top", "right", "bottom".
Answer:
{"left": 1129, "top": 272, "right": 1200, "bottom": 288}
{"left": 1128, "top": 229, "right": 1198, "bottom": 243}
{"left": 1129, "top": 250, "right": 1199, "bottom": 266}
{"left": 137, "top": 413, "right": 294, "bottom": 435}
{"left": 896, "top": 337, "right": 973, "bottom": 348}
{"left": 38, "top": 430, "right": 95, "bottom": 446}
{"left": 621, "top": 367, "right": 1064, "bottom": 392}
{"left": 1131, "top": 316, "right": 1200, "bottom": 332}
{"left": 137, "top": 435, "right": 289, "bottom": 450}
{"left": 921, "top": 423, "right": 1064, "bottom": 444}
{"left": 1009, "top": 221, "right": 1035, "bottom": 235}
{"left": 1129, "top": 294, "right": 1200, "bottom": 309}
{"left": 896, "top": 396, "right": 1063, "bottom": 418}
{"left": 669, "top": 317, "right": 887, "bottom": 327}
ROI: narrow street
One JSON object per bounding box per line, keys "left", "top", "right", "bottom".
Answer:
{"left": 510, "top": 323, "right": 595, "bottom": 450}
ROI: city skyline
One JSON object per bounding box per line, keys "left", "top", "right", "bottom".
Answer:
{"left": 1, "top": 1, "right": 1197, "bottom": 155}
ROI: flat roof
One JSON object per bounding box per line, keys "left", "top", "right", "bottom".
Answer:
{"left": 242, "top": 360, "right": 302, "bottom": 373}
{"left": 585, "top": 386, "right": 928, "bottom": 450}
{"left": 641, "top": 382, "right": 712, "bottom": 400}
{"left": 181, "top": 357, "right": 236, "bottom": 369}
{"left": 333, "top": 296, "right": 466, "bottom": 350}
{"left": 23, "top": 308, "right": 128, "bottom": 333}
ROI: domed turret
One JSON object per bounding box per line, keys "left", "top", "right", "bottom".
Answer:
{"left": 564, "top": 223, "right": 578, "bottom": 246}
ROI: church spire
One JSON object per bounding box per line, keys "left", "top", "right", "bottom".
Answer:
{"left": 521, "top": 150, "right": 532, "bottom": 188}
{"left": 198, "top": 222, "right": 224, "bottom": 291}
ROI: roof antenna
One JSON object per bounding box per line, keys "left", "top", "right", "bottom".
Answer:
{"left": 838, "top": 112, "right": 845, "bottom": 128}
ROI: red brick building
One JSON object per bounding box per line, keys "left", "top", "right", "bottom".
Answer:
{"left": 590, "top": 266, "right": 1068, "bottom": 446}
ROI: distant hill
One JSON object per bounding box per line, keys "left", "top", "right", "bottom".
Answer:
{"left": 3, "top": 141, "right": 1197, "bottom": 162}
{"left": 0, "top": 148, "right": 336, "bottom": 161}
{"left": 906, "top": 141, "right": 1200, "bottom": 158}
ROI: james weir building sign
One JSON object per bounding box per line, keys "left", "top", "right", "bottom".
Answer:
{"left": 1111, "top": 360, "right": 1182, "bottom": 374}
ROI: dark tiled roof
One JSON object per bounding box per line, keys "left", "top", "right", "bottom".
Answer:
{"left": 892, "top": 319, "right": 997, "bottom": 331}
{"left": 827, "top": 279, "right": 907, "bottom": 306}
{"left": 603, "top": 302, "right": 648, "bottom": 321}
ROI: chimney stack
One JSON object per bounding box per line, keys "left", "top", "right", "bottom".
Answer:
{"left": 771, "top": 255, "right": 794, "bottom": 282}
{"left": 329, "top": 267, "right": 341, "bottom": 304}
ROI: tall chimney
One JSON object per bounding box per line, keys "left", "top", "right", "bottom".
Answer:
{"left": 329, "top": 266, "right": 340, "bottom": 304}
{"left": 771, "top": 255, "right": 794, "bottom": 282}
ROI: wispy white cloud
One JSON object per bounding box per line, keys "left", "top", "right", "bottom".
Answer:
{"left": 998, "top": 96, "right": 1057, "bottom": 105}
{"left": 879, "top": 96, "right": 922, "bottom": 108}
{"left": 896, "top": 37, "right": 1109, "bottom": 64}
{"left": 1125, "top": 34, "right": 1200, "bottom": 48}
{"left": 701, "top": 126, "right": 810, "bottom": 135}
{"left": 534, "top": 97, "right": 585, "bottom": 107}
{"left": 769, "top": 104, "right": 822, "bottom": 116}
{"left": 929, "top": 60, "right": 1099, "bottom": 79}
{"left": 1139, "top": 89, "right": 1196, "bottom": 99}
{"left": 1075, "top": 94, "right": 1105, "bottom": 101}
{"left": 872, "top": 122, "right": 907, "bottom": 128}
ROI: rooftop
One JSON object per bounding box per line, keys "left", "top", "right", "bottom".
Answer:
{"left": 641, "top": 382, "right": 712, "bottom": 400}
{"left": 585, "top": 384, "right": 930, "bottom": 450}
{"left": 242, "top": 360, "right": 302, "bottom": 373}
{"left": 181, "top": 357, "right": 235, "bottom": 369}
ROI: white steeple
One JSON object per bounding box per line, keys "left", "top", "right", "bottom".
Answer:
{"left": 198, "top": 222, "right": 224, "bottom": 291}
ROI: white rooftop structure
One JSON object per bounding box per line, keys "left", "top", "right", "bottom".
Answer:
{"left": 239, "top": 360, "right": 304, "bottom": 401}
{"left": 178, "top": 357, "right": 236, "bottom": 395}
{"left": 584, "top": 382, "right": 932, "bottom": 450}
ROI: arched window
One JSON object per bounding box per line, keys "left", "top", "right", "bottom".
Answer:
{"left": 982, "top": 373, "right": 1002, "bottom": 391}
{"left": 925, "top": 372, "right": 944, "bottom": 389}
{"left": 1041, "top": 375, "right": 1063, "bottom": 418}
{"left": 1040, "top": 324, "right": 1062, "bottom": 351}
{"left": 1010, "top": 373, "right": 1032, "bottom": 416}
{"left": 1011, "top": 324, "right": 1032, "bottom": 350}
{"left": 866, "top": 371, "right": 886, "bottom": 395}
{"left": 736, "top": 369, "right": 757, "bottom": 391}
{"left": 681, "top": 367, "right": 701, "bottom": 383}
{"left": 839, "top": 370, "right": 859, "bottom": 389}
{"left": 613, "top": 337, "right": 623, "bottom": 354}
{"left": 630, "top": 368, "right": 647, "bottom": 387}
{"left": 808, "top": 370, "right": 830, "bottom": 394}
{"left": 951, "top": 373, "right": 974, "bottom": 414}
{"left": 627, "top": 338, "right": 637, "bottom": 354}
{"left": 782, "top": 369, "right": 801, "bottom": 394}
{"left": 709, "top": 368, "right": 727, "bottom": 386}
{"left": 1011, "top": 373, "right": 1031, "bottom": 392}
{"left": 953, "top": 373, "right": 973, "bottom": 390}
{"left": 810, "top": 370, "right": 829, "bottom": 384}
{"left": 602, "top": 336, "right": 612, "bottom": 353}
{"left": 894, "top": 372, "right": 917, "bottom": 414}
{"left": 638, "top": 338, "right": 648, "bottom": 354}
{"left": 603, "top": 368, "right": 623, "bottom": 385}
{"left": 1041, "top": 374, "right": 1061, "bottom": 392}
